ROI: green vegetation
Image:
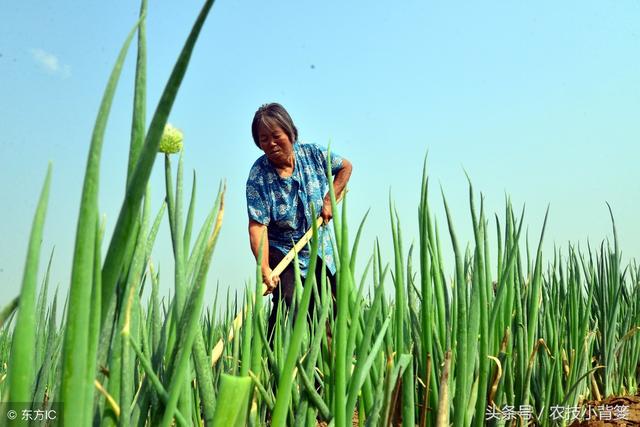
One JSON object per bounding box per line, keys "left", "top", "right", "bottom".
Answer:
{"left": 0, "top": 1, "right": 639, "bottom": 426}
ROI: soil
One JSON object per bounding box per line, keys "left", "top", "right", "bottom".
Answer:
{"left": 570, "top": 395, "right": 640, "bottom": 426}
{"left": 316, "top": 409, "right": 359, "bottom": 427}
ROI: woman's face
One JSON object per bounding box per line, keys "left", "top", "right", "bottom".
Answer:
{"left": 257, "top": 122, "right": 293, "bottom": 166}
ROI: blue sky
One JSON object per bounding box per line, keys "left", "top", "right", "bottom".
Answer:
{"left": 1, "top": 0, "right": 639, "bottom": 308}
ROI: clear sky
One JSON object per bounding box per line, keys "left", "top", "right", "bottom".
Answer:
{"left": 1, "top": 0, "right": 639, "bottom": 309}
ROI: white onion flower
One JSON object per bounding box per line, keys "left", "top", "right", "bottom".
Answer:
{"left": 159, "top": 123, "right": 183, "bottom": 154}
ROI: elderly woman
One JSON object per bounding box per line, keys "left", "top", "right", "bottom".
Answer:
{"left": 246, "top": 103, "right": 352, "bottom": 337}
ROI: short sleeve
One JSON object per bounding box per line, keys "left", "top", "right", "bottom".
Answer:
{"left": 316, "top": 144, "right": 344, "bottom": 175}
{"left": 246, "top": 167, "right": 270, "bottom": 225}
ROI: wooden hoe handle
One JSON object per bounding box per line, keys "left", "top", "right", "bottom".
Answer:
{"left": 211, "top": 193, "right": 344, "bottom": 366}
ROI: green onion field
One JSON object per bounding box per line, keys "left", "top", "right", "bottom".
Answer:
{"left": 1, "top": 1, "right": 639, "bottom": 426}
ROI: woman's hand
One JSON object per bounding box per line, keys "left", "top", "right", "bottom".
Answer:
{"left": 249, "top": 220, "right": 280, "bottom": 294}
{"left": 321, "top": 199, "right": 333, "bottom": 225}
{"left": 321, "top": 158, "right": 352, "bottom": 225}
{"left": 262, "top": 266, "right": 280, "bottom": 295}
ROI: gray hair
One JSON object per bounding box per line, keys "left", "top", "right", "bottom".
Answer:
{"left": 251, "top": 103, "right": 299, "bottom": 148}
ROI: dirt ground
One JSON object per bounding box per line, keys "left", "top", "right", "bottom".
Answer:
{"left": 316, "top": 409, "right": 359, "bottom": 426}
{"left": 569, "top": 395, "right": 640, "bottom": 426}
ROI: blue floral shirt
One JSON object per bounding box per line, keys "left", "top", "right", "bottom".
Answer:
{"left": 246, "top": 142, "right": 344, "bottom": 276}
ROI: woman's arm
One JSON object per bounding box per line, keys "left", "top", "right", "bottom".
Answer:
{"left": 321, "top": 158, "right": 353, "bottom": 223}
{"left": 248, "top": 219, "right": 279, "bottom": 291}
